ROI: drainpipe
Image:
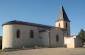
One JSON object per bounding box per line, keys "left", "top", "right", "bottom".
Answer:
{"left": 38, "top": 27, "right": 42, "bottom": 46}
{"left": 39, "top": 37, "right": 42, "bottom": 45}
{"left": 48, "top": 29, "right": 51, "bottom": 47}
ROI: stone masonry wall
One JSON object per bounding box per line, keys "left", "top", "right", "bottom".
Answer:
{"left": 39, "top": 31, "right": 49, "bottom": 47}
{"left": 2, "top": 24, "right": 43, "bottom": 50}
{"left": 50, "top": 28, "right": 64, "bottom": 47}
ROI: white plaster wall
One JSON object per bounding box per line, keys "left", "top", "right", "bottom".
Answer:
{"left": 64, "top": 21, "right": 70, "bottom": 36}
{"left": 2, "top": 24, "right": 42, "bottom": 50}
{"left": 39, "top": 31, "right": 49, "bottom": 47}
{"left": 67, "top": 38, "right": 75, "bottom": 48}
{"left": 64, "top": 36, "right": 76, "bottom": 48}
{"left": 55, "top": 21, "right": 64, "bottom": 28}
{"left": 50, "top": 28, "right": 64, "bottom": 47}
{"left": 64, "top": 37, "right": 67, "bottom": 44}
{"left": 55, "top": 21, "right": 70, "bottom": 36}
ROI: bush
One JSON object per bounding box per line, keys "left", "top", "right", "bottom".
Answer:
{"left": 0, "top": 49, "right": 2, "bottom": 52}
{"left": 5, "top": 47, "right": 13, "bottom": 49}
{"left": 34, "top": 45, "right": 37, "bottom": 48}
{"left": 63, "top": 44, "right": 67, "bottom": 48}
{"left": 23, "top": 46, "right": 25, "bottom": 49}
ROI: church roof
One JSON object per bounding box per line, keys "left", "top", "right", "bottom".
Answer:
{"left": 39, "top": 27, "right": 67, "bottom": 32}
{"left": 2, "top": 20, "right": 54, "bottom": 28}
{"left": 56, "top": 5, "right": 70, "bottom": 22}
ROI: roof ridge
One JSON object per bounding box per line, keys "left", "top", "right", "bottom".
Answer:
{"left": 2, "top": 20, "right": 55, "bottom": 28}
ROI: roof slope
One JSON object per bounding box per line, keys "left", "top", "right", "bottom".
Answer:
{"left": 56, "top": 5, "right": 70, "bottom": 22}
{"left": 39, "top": 27, "right": 67, "bottom": 32}
{"left": 2, "top": 20, "right": 54, "bottom": 28}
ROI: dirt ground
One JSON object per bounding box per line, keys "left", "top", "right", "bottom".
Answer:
{"left": 0, "top": 46, "right": 85, "bottom": 55}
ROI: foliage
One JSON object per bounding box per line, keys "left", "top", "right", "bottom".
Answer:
{"left": 0, "top": 49, "right": 2, "bottom": 52}
{"left": 63, "top": 44, "right": 67, "bottom": 48}
{"left": 23, "top": 46, "right": 25, "bottom": 49}
{"left": 5, "top": 47, "right": 13, "bottom": 49}
{"left": 34, "top": 45, "right": 37, "bottom": 48}
{"left": 77, "top": 29, "right": 85, "bottom": 39}
{"left": 3, "top": 45, "right": 45, "bottom": 50}
{"left": 5, "top": 47, "right": 23, "bottom": 49}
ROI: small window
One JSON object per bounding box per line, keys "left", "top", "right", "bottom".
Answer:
{"left": 59, "top": 23, "right": 60, "bottom": 27}
{"left": 56, "top": 35, "right": 59, "bottom": 42}
{"left": 66, "top": 23, "right": 67, "bottom": 28}
{"left": 30, "top": 30, "right": 34, "bottom": 38}
{"left": 16, "top": 30, "right": 20, "bottom": 38}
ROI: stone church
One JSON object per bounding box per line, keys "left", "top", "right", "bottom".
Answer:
{"left": 2, "top": 5, "right": 83, "bottom": 50}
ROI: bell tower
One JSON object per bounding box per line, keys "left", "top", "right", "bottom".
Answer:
{"left": 55, "top": 5, "right": 70, "bottom": 36}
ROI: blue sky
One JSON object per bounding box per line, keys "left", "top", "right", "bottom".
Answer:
{"left": 0, "top": 0, "right": 85, "bottom": 36}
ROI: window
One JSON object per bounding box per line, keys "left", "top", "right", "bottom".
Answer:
{"left": 30, "top": 30, "right": 34, "bottom": 38}
{"left": 16, "top": 30, "right": 20, "bottom": 38}
{"left": 56, "top": 35, "right": 59, "bottom": 42}
{"left": 59, "top": 23, "right": 60, "bottom": 27}
{"left": 66, "top": 23, "right": 67, "bottom": 28}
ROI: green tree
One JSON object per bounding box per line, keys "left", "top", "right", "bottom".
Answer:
{"left": 0, "top": 36, "right": 2, "bottom": 49}
{"left": 77, "top": 29, "right": 85, "bottom": 39}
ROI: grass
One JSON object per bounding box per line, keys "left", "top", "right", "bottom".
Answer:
{"left": 0, "top": 49, "right": 2, "bottom": 52}
{"left": 4, "top": 45, "right": 45, "bottom": 49}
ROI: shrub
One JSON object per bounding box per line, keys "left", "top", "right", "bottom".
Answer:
{"left": 5, "top": 47, "right": 13, "bottom": 49}
{"left": 63, "top": 44, "right": 67, "bottom": 48}
{"left": 34, "top": 45, "right": 37, "bottom": 48}
{"left": 0, "top": 49, "right": 2, "bottom": 52}
{"left": 23, "top": 46, "right": 25, "bottom": 49}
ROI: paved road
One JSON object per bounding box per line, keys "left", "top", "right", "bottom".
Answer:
{"left": 0, "top": 47, "right": 85, "bottom": 55}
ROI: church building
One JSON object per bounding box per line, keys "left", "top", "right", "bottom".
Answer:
{"left": 2, "top": 5, "right": 83, "bottom": 50}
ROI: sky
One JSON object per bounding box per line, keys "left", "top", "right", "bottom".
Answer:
{"left": 0, "top": 0, "right": 85, "bottom": 36}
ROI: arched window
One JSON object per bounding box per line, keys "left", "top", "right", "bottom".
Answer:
{"left": 16, "top": 30, "right": 20, "bottom": 38}
{"left": 56, "top": 35, "right": 59, "bottom": 42}
{"left": 30, "top": 30, "right": 34, "bottom": 38}
{"left": 59, "top": 23, "right": 60, "bottom": 27}
{"left": 66, "top": 23, "right": 67, "bottom": 28}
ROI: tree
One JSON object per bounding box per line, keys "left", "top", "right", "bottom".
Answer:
{"left": 0, "top": 36, "right": 2, "bottom": 49}
{"left": 77, "top": 29, "right": 85, "bottom": 39}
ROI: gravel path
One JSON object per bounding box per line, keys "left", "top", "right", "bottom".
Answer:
{"left": 0, "top": 47, "right": 85, "bottom": 55}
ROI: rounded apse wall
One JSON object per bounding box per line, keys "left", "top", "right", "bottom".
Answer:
{"left": 2, "top": 25, "right": 14, "bottom": 49}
